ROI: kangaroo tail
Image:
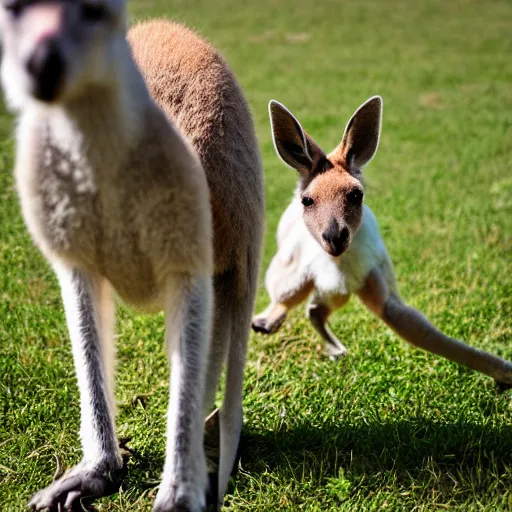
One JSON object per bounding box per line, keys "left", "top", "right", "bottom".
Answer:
{"left": 383, "top": 294, "right": 512, "bottom": 386}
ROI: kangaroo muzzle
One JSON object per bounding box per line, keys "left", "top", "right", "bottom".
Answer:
{"left": 26, "top": 37, "right": 65, "bottom": 102}
{"left": 321, "top": 219, "right": 350, "bottom": 257}
{"left": 21, "top": 2, "right": 67, "bottom": 102}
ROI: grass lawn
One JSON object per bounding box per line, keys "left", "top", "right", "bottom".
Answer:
{"left": 1, "top": 0, "right": 512, "bottom": 510}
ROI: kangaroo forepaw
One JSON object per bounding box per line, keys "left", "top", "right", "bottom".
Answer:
{"left": 251, "top": 314, "right": 285, "bottom": 335}
{"left": 28, "top": 459, "right": 123, "bottom": 511}
{"left": 251, "top": 316, "right": 273, "bottom": 334}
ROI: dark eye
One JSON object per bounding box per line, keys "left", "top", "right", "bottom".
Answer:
{"left": 301, "top": 196, "right": 314, "bottom": 207}
{"left": 4, "top": 0, "right": 23, "bottom": 17}
{"left": 347, "top": 188, "right": 364, "bottom": 205}
{"left": 81, "top": 1, "right": 107, "bottom": 22}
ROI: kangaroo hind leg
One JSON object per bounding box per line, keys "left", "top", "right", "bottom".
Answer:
{"left": 358, "top": 267, "right": 512, "bottom": 387}
{"left": 154, "top": 273, "right": 212, "bottom": 512}
{"left": 307, "top": 293, "right": 350, "bottom": 358}
{"left": 211, "top": 261, "right": 260, "bottom": 510}
{"left": 202, "top": 271, "right": 236, "bottom": 508}
{"left": 29, "top": 265, "right": 122, "bottom": 511}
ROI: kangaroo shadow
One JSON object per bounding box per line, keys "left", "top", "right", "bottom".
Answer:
{"left": 233, "top": 416, "right": 512, "bottom": 501}
{"left": 91, "top": 414, "right": 512, "bottom": 509}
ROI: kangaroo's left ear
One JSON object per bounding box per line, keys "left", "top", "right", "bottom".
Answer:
{"left": 337, "top": 96, "right": 383, "bottom": 169}
{"left": 269, "top": 100, "right": 326, "bottom": 173}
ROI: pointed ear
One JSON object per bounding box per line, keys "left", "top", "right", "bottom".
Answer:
{"left": 269, "top": 100, "right": 325, "bottom": 172}
{"left": 338, "top": 96, "right": 383, "bottom": 169}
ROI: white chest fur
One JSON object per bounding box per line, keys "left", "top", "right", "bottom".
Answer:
{"left": 15, "top": 108, "right": 101, "bottom": 262}
{"left": 13, "top": 101, "right": 211, "bottom": 310}
{"left": 276, "top": 201, "right": 389, "bottom": 297}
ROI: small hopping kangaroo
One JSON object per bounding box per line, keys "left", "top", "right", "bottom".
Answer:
{"left": 0, "top": 2, "right": 263, "bottom": 511}
{"left": 252, "top": 96, "right": 512, "bottom": 388}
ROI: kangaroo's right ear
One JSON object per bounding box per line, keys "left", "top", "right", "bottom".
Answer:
{"left": 337, "top": 96, "right": 383, "bottom": 170}
{"left": 269, "top": 100, "right": 325, "bottom": 172}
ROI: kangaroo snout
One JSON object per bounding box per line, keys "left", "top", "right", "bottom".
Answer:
{"left": 26, "top": 38, "right": 66, "bottom": 102}
{"left": 321, "top": 219, "right": 349, "bottom": 256}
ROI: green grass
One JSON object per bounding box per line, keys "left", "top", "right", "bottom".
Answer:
{"left": 1, "top": 0, "right": 512, "bottom": 510}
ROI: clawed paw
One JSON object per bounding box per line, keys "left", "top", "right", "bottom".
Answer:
{"left": 324, "top": 340, "right": 348, "bottom": 359}
{"left": 251, "top": 316, "right": 272, "bottom": 334}
{"left": 28, "top": 460, "right": 122, "bottom": 511}
{"left": 251, "top": 315, "right": 282, "bottom": 335}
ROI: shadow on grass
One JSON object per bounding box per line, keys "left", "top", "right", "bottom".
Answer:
{"left": 77, "top": 417, "right": 512, "bottom": 508}
{"left": 234, "top": 417, "right": 512, "bottom": 500}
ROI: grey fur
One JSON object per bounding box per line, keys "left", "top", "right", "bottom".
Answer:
{"left": 69, "top": 268, "right": 119, "bottom": 462}
{"left": 155, "top": 275, "right": 212, "bottom": 511}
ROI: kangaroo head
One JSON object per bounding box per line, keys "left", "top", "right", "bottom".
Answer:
{"left": 269, "top": 96, "right": 382, "bottom": 257}
{"left": 0, "top": 0, "right": 128, "bottom": 109}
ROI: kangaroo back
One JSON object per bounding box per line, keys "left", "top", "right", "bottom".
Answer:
{"left": 128, "top": 21, "right": 264, "bottom": 280}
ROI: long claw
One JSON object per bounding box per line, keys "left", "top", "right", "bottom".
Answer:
{"left": 28, "top": 460, "right": 123, "bottom": 512}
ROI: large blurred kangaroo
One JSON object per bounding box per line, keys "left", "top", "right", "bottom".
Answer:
{"left": 0, "top": 2, "right": 263, "bottom": 510}
{"left": 253, "top": 96, "right": 512, "bottom": 388}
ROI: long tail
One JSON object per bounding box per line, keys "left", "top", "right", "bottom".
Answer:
{"left": 383, "top": 294, "right": 512, "bottom": 386}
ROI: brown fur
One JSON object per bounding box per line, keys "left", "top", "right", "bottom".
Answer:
{"left": 128, "top": 21, "right": 264, "bottom": 283}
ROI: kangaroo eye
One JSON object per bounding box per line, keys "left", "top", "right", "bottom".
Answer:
{"left": 81, "top": 1, "right": 107, "bottom": 22}
{"left": 301, "top": 196, "right": 314, "bottom": 207}
{"left": 4, "top": 0, "right": 23, "bottom": 17}
{"left": 347, "top": 188, "right": 364, "bottom": 205}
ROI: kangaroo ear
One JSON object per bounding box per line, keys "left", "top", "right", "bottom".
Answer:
{"left": 338, "top": 96, "right": 383, "bottom": 169}
{"left": 269, "top": 100, "right": 325, "bottom": 172}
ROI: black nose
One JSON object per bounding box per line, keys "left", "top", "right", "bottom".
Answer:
{"left": 322, "top": 220, "right": 349, "bottom": 256}
{"left": 26, "top": 38, "right": 65, "bottom": 102}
